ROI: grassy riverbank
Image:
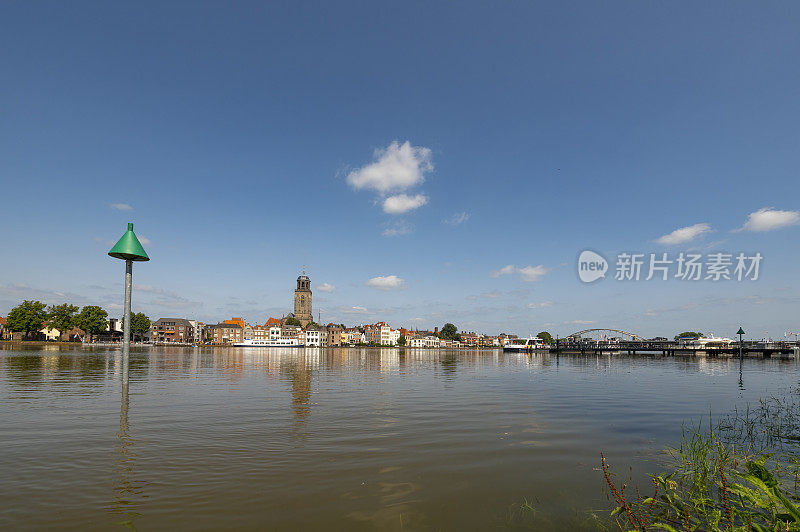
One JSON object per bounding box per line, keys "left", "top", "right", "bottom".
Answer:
{"left": 602, "top": 394, "right": 800, "bottom": 531}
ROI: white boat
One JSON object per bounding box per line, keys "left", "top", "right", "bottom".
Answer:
{"left": 233, "top": 338, "right": 302, "bottom": 348}
{"left": 503, "top": 337, "right": 547, "bottom": 352}
{"left": 680, "top": 336, "right": 733, "bottom": 348}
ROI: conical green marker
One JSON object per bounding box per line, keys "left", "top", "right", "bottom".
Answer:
{"left": 108, "top": 223, "right": 149, "bottom": 387}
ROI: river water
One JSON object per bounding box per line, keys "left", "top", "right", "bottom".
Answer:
{"left": 0, "top": 345, "right": 797, "bottom": 530}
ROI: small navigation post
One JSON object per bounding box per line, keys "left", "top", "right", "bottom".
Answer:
{"left": 108, "top": 223, "right": 150, "bottom": 386}
{"left": 737, "top": 327, "right": 745, "bottom": 362}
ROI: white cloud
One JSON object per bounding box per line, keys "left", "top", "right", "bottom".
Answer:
{"left": 444, "top": 212, "right": 470, "bottom": 226}
{"left": 318, "top": 283, "right": 336, "bottom": 292}
{"left": 366, "top": 275, "right": 405, "bottom": 291}
{"left": 139, "top": 236, "right": 151, "bottom": 245}
{"left": 491, "top": 264, "right": 550, "bottom": 282}
{"left": 382, "top": 220, "right": 413, "bottom": 237}
{"left": 517, "top": 265, "right": 549, "bottom": 282}
{"left": 527, "top": 301, "right": 555, "bottom": 309}
{"left": 110, "top": 203, "right": 133, "bottom": 211}
{"left": 343, "top": 306, "right": 369, "bottom": 314}
{"left": 736, "top": 208, "right": 800, "bottom": 232}
{"left": 346, "top": 141, "right": 433, "bottom": 194}
{"left": 382, "top": 194, "right": 428, "bottom": 215}
{"left": 655, "top": 223, "right": 711, "bottom": 245}
{"left": 134, "top": 284, "right": 164, "bottom": 294}
{"left": 491, "top": 265, "right": 517, "bottom": 278}
{"left": 569, "top": 320, "right": 595, "bottom": 325}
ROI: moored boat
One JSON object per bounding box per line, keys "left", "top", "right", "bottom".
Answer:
{"left": 233, "top": 338, "right": 302, "bottom": 348}
{"left": 503, "top": 336, "right": 547, "bottom": 352}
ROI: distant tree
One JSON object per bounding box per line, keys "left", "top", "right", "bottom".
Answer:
{"left": 675, "top": 331, "right": 703, "bottom": 341}
{"left": 7, "top": 300, "right": 48, "bottom": 339}
{"left": 130, "top": 312, "right": 151, "bottom": 341}
{"left": 75, "top": 306, "right": 108, "bottom": 343}
{"left": 397, "top": 334, "right": 406, "bottom": 346}
{"left": 46, "top": 303, "right": 79, "bottom": 341}
{"left": 536, "top": 331, "right": 555, "bottom": 345}
{"left": 440, "top": 323, "right": 461, "bottom": 341}
{"left": 284, "top": 317, "right": 301, "bottom": 326}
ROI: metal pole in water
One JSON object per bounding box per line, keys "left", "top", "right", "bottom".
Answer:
{"left": 737, "top": 327, "right": 745, "bottom": 363}
{"left": 108, "top": 222, "right": 149, "bottom": 388}
{"left": 122, "top": 259, "right": 132, "bottom": 386}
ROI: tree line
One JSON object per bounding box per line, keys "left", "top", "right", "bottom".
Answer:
{"left": 5, "top": 300, "right": 150, "bottom": 342}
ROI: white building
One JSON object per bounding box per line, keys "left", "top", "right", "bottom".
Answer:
{"left": 409, "top": 335, "right": 440, "bottom": 348}
{"left": 188, "top": 320, "right": 204, "bottom": 344}
{"left": 40, "top": 327, "right": 61, "bottom": 341}
{"left": 270, "top": 326, "right": 281, "bottom": 339}
{"left": 304, "top": 329, "right": 321, "bottom": 347}
{"left": 379, "top": 324, "right": 400, "bottom": 346}
{"left": 345, "top": 330, "right": 364, "bottom": 345}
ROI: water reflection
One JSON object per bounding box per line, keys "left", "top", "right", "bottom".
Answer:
{"left": 283, "top": 354, "right": 313, "bottom": 429}
{"left": 108, "top": 381, "right": 143, "bottom": 528}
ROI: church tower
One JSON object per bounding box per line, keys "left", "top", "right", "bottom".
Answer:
{"left": 294, "top": 272, "right": 312, "bottom": 326}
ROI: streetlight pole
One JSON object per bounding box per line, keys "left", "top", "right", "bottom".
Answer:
{"left": 109, "top": 223, "right": 149, "bottom": 386}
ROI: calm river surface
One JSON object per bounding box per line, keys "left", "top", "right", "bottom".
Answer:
{"left": 0, "top": 345, "right": 797, "bottom": 530}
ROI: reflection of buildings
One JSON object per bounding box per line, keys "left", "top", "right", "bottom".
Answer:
{"left": 287, "top": 361, "right": 312, "bottom": 423}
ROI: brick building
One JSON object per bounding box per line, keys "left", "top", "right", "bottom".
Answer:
{"left": 206, "top": 322, "right": 243, "bottom": 344}
{"left": 151, "top": 318, "right": 194, "bottom": 343}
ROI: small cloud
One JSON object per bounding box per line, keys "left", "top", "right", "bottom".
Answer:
{"left": 466, "top": 289, "right": 503, "bottom": 301}
{"left": 134, "top": 284, "right": 164, "bottom": 294}
{"left": 339, "top": 305, "right": 369, "bottom": 315}
{"left": 318, "top": 283, "right": 336, "bottom": 292}
{"left": 110, "top": 203, "right": 133, "bottom": 211}
{"left": 655, "top": 223, "right": 712, "bottom": 245}
{"left": 517, "top": 265, "right": 549, "bottom": 282}
{"left": 444, "top": 212, "right": 470, "bottom": 226}
{"left": 491, "top": 264, "right": 550, "bottom": 282}
{"left": 491, "top": 265, "right": 517, "bottom": 278}
{"left": 527, "top": 301, "right": 555, "bottom": 309}
{"left": 139, "top": 236, "right": 151, "bottom": 245}
{"left": 366, "top": 275, "right": 405, "bottom": 291}
{"left": 735, "top": 207, "right": 800, "bottom": 232}
{"left": 382, "top": 220, "right": 413, "bottom": 237}
{"left": 382, "top": 193, "right": 428, "bottom": 214}
{"left": 346, "top": 141, "right": 433, "bottom": 194}
{"left": 569, "top": 320, "right": 595, "bottom": 325}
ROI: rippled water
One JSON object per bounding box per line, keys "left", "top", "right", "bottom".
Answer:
{"left": 0, "top": 345, "right": 797, "bottom": 530}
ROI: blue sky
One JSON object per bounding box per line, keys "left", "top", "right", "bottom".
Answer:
{"left": 1, "top": 1, "right": 799, "bottom": 339}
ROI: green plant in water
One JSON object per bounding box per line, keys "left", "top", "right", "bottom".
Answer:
{"left": 602, "top": 415, "right": 800, "bottom": 531}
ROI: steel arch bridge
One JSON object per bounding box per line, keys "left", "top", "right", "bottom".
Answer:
{"left": 566, "top": 328, "right": 645, "bottom": 342}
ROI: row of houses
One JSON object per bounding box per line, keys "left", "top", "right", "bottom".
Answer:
{"left": 0, "top": 313, "right": 517, "bottom": 348}
{"left": 148, "top": 316, "right": 510, "bottom": 348}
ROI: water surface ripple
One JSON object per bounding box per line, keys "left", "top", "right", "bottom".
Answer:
{"left": 0, "top": 345, "right": 796, "bottom": 530}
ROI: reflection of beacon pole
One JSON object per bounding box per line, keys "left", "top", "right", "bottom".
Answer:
{"left": 108, "top": 223, "right": 149, "bottom": 385}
